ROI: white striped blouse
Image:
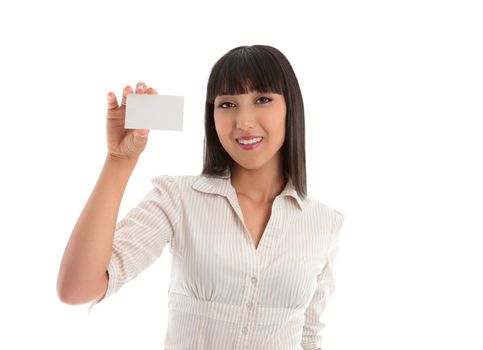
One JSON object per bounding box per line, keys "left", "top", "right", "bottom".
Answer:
{"left": 88, "top": 170, "right": 345, "bottom": 350}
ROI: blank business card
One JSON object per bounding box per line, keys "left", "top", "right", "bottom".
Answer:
{"left": 125, "top": 94, "right": 184, "bottom": 131}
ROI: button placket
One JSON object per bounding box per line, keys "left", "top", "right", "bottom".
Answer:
{"left": 240, "top": 274, "right": 259, "bottom": 336}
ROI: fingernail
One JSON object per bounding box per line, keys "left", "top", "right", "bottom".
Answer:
{"left": 138, "top": 129, "right": 149, "bottom": 137}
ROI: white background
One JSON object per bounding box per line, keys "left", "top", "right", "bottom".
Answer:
{"left": 1, "top": 0, "right": 482, "bottom": 349}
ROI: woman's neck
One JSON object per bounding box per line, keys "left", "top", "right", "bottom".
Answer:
{"left": 230, "top": 164, "right": 286, "bottom": 205}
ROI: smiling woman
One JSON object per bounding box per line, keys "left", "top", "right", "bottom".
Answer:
{"left": 60, "top": 44, "right": 344, "bottom": 350}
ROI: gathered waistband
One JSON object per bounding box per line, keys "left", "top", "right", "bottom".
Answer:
{"left": 167, "top": 292, "right": 307, "bottom": 326}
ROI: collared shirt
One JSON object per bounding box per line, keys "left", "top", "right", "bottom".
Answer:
{"left": 88, "top": 170, "right": 345, "bottom": 350}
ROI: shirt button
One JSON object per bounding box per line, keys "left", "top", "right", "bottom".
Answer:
{"left": 246, "top": 301, "right": 253, "bottom": 309}
{"left": 251, "top": 276, "right": 258, "bottom": 285}
{"left": 242, "top": 326, "right": 248, "bottom": 334}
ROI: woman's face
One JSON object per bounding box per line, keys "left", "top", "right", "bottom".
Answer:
{"left": 213, "top": 91, "right": 286, "bottom": 172}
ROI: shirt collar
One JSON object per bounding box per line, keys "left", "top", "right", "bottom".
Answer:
{"left": 192, "top": 170, "right": 304, "bottom": 211}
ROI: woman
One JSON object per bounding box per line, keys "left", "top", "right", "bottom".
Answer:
{"left": 57, "top": 45, "right": 345, "bottom": 350}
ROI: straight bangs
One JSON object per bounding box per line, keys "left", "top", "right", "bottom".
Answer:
{"left": 206, "top": 47, "right": 286, "bottom": 104}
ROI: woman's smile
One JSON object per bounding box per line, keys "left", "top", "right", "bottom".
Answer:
{"left": 236, "top": 137, "right": 263, "bottom": 150}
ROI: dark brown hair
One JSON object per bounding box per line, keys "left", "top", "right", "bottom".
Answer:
{"left": 201, "top": 45, "right": 307, "bottom": 198}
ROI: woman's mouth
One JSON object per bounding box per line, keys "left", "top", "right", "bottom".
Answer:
{"left": 235, "top": 137, "right": 263, "bottom": 150}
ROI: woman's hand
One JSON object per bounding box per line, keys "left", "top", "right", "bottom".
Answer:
{"left": 105, "top": 81, "right": 157, "bottom": 160}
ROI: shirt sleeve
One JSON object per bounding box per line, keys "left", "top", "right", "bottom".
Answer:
{"left": 87, "top": 175, "right": 181, "bottom": 315}
{"left": 300, "top": 209, "right": 345, "bottom": 350}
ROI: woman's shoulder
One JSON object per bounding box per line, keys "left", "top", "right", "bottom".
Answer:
{"left": 149, "top": 173, "right": 204, "bottom": 190}
{"left": 149, "top": 173, "right": 223, "bottom": 195}
{"left": 303, "top": 195, "right": 345, "bottom": 231}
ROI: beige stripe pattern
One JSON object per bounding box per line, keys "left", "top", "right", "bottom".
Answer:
{"left": 88, "top": 170, "right": 345, "bottom": 350}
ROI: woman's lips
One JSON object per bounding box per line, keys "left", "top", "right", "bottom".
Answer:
{"left": 236, "top": 137, "right": 263, "bottom": 150}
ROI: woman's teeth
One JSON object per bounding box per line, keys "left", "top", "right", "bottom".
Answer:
{"left": 236, "top": 137, "right": 263, "bottom": 145}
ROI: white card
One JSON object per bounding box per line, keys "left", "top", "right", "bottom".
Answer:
{"left": 124, "top": 94, "right": 184, "bottom": 131}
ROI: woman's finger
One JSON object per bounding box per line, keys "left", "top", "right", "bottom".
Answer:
{"left": 121, "top": 85, "right": 132, "bottom": 106}
{"left": 136, "top": 81, "right": 147, "bottom": 93}
{"left": 107, "top": 92, "right": 118, "bottom": 110}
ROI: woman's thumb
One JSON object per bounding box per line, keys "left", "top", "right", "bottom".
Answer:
{"left": 134, "top": 128, "right": 150, "bottom": 138}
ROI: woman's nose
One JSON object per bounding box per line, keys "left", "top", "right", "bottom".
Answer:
{"left": 235, "top": 109, "right": 257, "bottom": 129}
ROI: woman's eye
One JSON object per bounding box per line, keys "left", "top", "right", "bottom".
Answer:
{"left": 257, "top": 97, "right": 272, "bottom": 104}
{"left": 218, "top": 102, "right": 234, "bottom": 109}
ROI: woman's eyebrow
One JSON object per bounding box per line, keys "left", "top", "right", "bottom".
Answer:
{"left": 216, "top": 91, "right": 272, "bottom": 98}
